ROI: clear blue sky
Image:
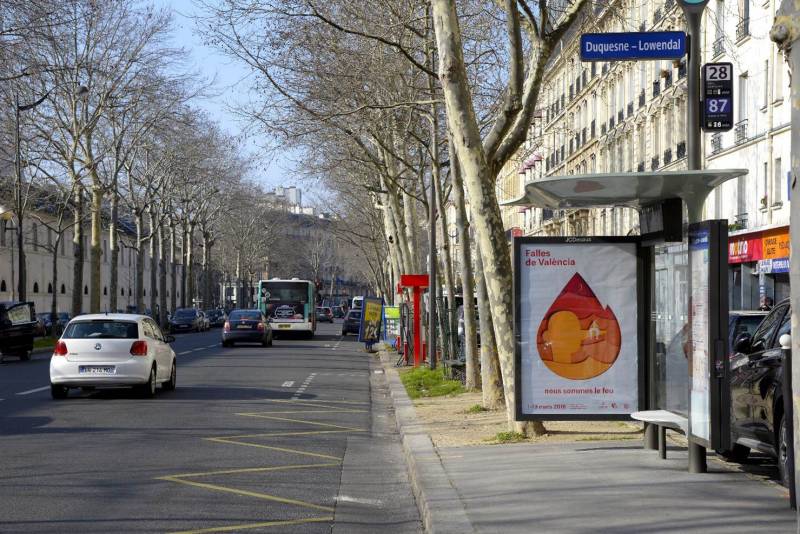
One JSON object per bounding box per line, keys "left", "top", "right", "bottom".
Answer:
{"left": 161, "top": 0, "right": 291, "bottom": 190}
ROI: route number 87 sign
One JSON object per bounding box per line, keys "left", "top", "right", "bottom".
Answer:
{"left": 702, "top": 62, "right": 733, "bottom": 132}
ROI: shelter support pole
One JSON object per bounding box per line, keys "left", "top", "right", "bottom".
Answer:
{"left": 686, "top": 9, "right": 707, "bottom": 475}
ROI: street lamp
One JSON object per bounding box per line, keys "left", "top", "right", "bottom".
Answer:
{"left": 12, "top": 84, "right": 88, "bottom": 303}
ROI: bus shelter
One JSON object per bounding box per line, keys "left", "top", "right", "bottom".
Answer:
{"left": 505, "top": 169, "right": 747, "bottom": 472}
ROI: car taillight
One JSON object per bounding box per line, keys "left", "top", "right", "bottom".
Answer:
{"left": 224, "top": 321, "right": 230, "bottom": 332}
{"left": 53, "top": 341, "right": 68, "bottom": 356}
{"left": 130, "top": 340, "right": 148, "bottom": 356}
{"left": 257, "top": 322, "right": 265, "bottom": 331}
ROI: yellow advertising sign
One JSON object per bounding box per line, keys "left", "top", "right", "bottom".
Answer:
{"left": 360, "top": 298, "right": 383, "bottom": 342}
{"left": 761, "top": 228, "right": 790, "bottom": 260}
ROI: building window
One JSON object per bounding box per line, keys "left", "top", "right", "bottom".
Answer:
{"left": 774, "top": 157, "right": 783, "bottom": 203}
{"left": 84, "top": 285, "right": 88, "bottom": 295}
{"left": 121, "top": 288, "right": 125, "bottom": 296}
{"left": 33, "top": 282, "right": 39, "bottom": 293}
{"left": 762, "top": 60, "right": 769, "bottom": 108}
{"left": 47, "top": 283, "right": 53, "bottom": 294}
{"left": 103, "top": 286, "right": 108, "bottom": 296}
{"left": 1, "top": 280, "right": 6, "bottom": 292}
{"left": 61, "top": 284, "right": 66, "bottom": 294}
{"left": 775, "top": 56, "right": 784, "bottom": 100}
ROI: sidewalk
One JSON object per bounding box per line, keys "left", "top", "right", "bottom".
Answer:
{"left": 380, "top": 352, "right": 796, "bottom": 533}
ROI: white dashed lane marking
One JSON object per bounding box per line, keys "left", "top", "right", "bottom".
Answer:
{"left": 178, "top": 350, "right": 192, "bottom": 355}
{"left": 16, "top": 386, "right": 49, "bottom": 396}
{"left": 282, "top": 381, "right": 295, "bottom": 388}
{"left": 291, "top": 373, "right": 316, "bottom": 400}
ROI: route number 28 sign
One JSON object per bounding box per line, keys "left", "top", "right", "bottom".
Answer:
{"left": 702, "top": 62, "right": 733, "bottom": 132}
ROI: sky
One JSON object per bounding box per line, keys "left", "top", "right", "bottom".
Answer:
{"left": 160, "top": 0, "right": 293, "bottom": 192}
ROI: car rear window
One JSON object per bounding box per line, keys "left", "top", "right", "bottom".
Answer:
{"left": 175, "top": 309, "right": 197, "bottom": 317}
{"left": 63, "top": 320, "right": 139, "bottom": 339}
{"left": 230, "top": 311, "right": 261, "bottom": 321}
{"left": 349, "top": 311, "right": 361, "bottom": 319}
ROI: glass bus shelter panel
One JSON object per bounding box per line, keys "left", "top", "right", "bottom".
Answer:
{"left": 651, "top": 239, "right": 689, "bottom": 417}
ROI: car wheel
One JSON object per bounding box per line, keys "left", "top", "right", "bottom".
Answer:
{"left": 137, "top": 366, "right": 157, "bottom": 398}
{"left": 778, "top": 414, "right": 790, "bottom": 488}
{"left": 163, "top": 360, "right": 177, "bottom": 391}
{"left": 341, "top": 330, "right": 347, "bottom": 336}
{"left": 50, "top": 384, "right": 68, "bottom": 400}
{"left": 718, "top": 443, "right": 750, "bottom": 463}
{"left": 221, "top": 340, "right": 229, "bottom": 347}
{"left": 19, "top": 349, "right": 31, "bottom": 361}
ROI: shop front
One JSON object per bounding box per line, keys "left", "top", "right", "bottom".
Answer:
{"left": 728, "top": 226, "right": 790, "bottom": 310}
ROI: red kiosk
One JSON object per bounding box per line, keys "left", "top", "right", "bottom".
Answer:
{"left": 398, "top": 274, "right": 428, "bottom": 367}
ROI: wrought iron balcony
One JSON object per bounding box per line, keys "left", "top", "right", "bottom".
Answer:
{"left": 711, "top": 133, "right": 722, "bottom": 154}
{"left": 637, "top": 161, "right": 645, "bottom": 172}
{"left": 651, "top": 156, "right": 660, "bottom": 171}
{"left": 542, "top": 209, "right": 554, "bottom": 221}
{"left": 713, "top": 37, "right": 725, "bottom": 57}
{"left": 591, "top": 120, "right": 596, "bottom": 138}
{"left": 639, "top": 90, "right": 646, "bottom": 107}
{"left": 736, "top": 18, "right": 750, "bottom": 41}
{"left": 663, "top": 148, "right": 673, "bottom": 165}
{"left": 665, "top": 0, "right": 675, "bottom": 10}
{"left": 627, "top": 102, "right": 634, "bottom": 117}
{"left": 652, "top": 80, "right": 661, "bottom": 97}
{"left": 677, "top": 141, "right": 686, "bottom": 158}
{"left": 734, "top": 212, "right": 748, "bottom": 229}
{"left": 734, "top": 119, "right": 748, "bottom": 144}
{"left": 653, "top": 8, "right": 662, "bottom": 24}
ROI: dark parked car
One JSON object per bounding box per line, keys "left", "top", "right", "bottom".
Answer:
{"left": 332, "top": 306, "right": 345, "bottom": 319}
{"left": 38, "top": 312, "right": 72, "bottom": 336}
{"left": 316, "top": 306, "right": 333, "bottom": 323}
{"left": 341, "top": 310, "right": 361, "bottom": 336}
{"left": 169, "top": 308, "right": 203, "bottom": 333}
{"left": 728, "top": 310, "right": 768, "bottom": 356}
{"left": 724, "top": 299, "right": 791, "bottom": 486}
{"left": 205, "top": 309, "right": 226, "bottom": 327}
{"left": 0, "top": 301, "right": 37, "bottom": 361}
{"left": 222, "top": 309, "right": 273, "bottom": 347}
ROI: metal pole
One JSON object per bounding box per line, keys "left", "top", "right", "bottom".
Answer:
{"left": 13, "top": 94, "right": 26, "bottom": 302}
{"left": 770, "top": 3, "right": 800, "bottom": 518}
{"left": 685, "top": 10, "right": 707, "bottom": 474}
{"left": 428, "top": 175, "right": 437, "bottom": 370}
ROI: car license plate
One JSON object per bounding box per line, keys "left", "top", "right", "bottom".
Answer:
{"left": 79, "top": 366, "right": 116, "bottom": 375}
{"left": 278, "top": 324, "right": 291, "bottom": 329}
{"left": 236, "top": 324, "right": 251, "bottom": 329}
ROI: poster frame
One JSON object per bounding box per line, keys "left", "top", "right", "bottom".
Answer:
{"left": 687, "top": 220, "right": 730, "bottom": 451}
{"left": 358, "top": 296, "right": 384, "bottom": 343}
{"left": 513, "top": 236, "right": 647, "bottom": 421}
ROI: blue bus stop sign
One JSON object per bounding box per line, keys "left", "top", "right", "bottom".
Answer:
{"left": 678, "top": 0, "right": 709, "bottom": 12}
{"left": 580, "top": 31, "right": 686, "bottom": 62}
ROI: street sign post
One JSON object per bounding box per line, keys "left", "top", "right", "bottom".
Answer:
{"left": 702, "top": 62, "right": 734, "bottom": 131}
{"left": 580, "top": 31, "right": 687, "bottom": 61}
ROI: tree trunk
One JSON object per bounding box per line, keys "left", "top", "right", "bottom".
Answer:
{"left": 202, "top": 231, "right": 212, "bottom": 309}
{"left": 435, "top": 163, "right": 457, "bottom": 361}
{"left": 170, "top": 221, "right": 177, "bottom": 314}
{"left": 475, "top": 249, "right": 504, "bottom": 408}
{"left": 89, "top": 184, "right": 102, "bottom": 313}
{"left": 135, "top": 212, "right": 145, "bottom": 313}
{"left": 431, "top": 0, "right": 541, "bottom": 433}
{"left": 51, "top": 236, "right": 60, "bottom": 320}
{"left": 181, "top": 222, "right": 189, "bottom": 308}
{"left": 451, "top": 147, "right": 479, "bottom": 389}
{"left": 109, "top": 188, "right": 119, "bottom": 312}
{"left": 186, "top": 223, "right": 195, "bottom": 307}
{"left": 158, "top": 225, "right": 167, "bottom": 328}
{"left": 148, "top": 209, "right": 157, "bottom": 318}
{"left": 71, "top": 190, "right": 84, "bottom": 316}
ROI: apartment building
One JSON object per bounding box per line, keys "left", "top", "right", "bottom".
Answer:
{"left": 500, "top": 0, "right": 790, "bottom": 309}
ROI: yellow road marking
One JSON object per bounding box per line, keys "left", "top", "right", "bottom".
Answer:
{"left": 265, "top": 400, "right": 368, "bottom": 411}
{"left": 205, "top": 437, "right": 343, "bottom": 460}
{"left": 171, "top": 516, "right": 334, "bottom": 534}
{"left": 235, "top": 413, "right": 363, "bottom": 431}
{"left": 216, "top": 429, "right": 363, "bottom": 440}
{"left": 268, "top": 399, "right": 368, "bottom": 405}
{"left": 160, "top": 476, "right": 334, "bottom": 512}
{"left": 242, "top": 408, "right": 367, "bottom": 414}
{"left": 158, "top": 462, "right": 339, "bottom": 479}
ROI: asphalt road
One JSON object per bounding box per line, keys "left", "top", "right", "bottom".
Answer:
{"left": 0, "top": 321, "right": 421, "bottom": 533}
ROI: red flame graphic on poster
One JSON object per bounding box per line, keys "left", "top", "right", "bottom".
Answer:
{"left": 536, "top": 273, "right": 621, "bottom": 380}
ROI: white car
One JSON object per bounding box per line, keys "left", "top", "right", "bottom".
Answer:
{"left": 49, "top": 314, "right": 177, "bottom": 399}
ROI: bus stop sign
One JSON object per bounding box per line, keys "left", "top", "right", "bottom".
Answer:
{"left": 702, "top": 62, "right": 733, "bottom": 132}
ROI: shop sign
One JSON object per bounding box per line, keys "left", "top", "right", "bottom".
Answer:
{"left": 728, "top": 234, "right": 762, "bottom": 263}
{"left": 762, "top": 228, "right": 790, "bottom": 260}
{"left": 758, "top": 258, "right": 790, "bottom": 274}
{"left": 514, "top": 237, "right": 643, "bottom": 420}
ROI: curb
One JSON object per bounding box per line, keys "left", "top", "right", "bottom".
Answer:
{"left": 379, "top": 351, "right": 475, "bottom": 534}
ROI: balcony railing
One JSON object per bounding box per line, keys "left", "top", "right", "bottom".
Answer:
{"left": 664, "top": 71, "right": 672, "bottom": 88}
{"left": 639, "top": 90, "right": 646, "bottom": 107}
{"left": 711, "top": 133, "right": 722, "bottom": 154}
{"left": 637, "top": 161, "right": 645, "bottom": 172}
{"left": 677, "top": 141, "right": 686, "bottom": 158}
{"left": 713, "top": 37, "right": 725, "bottom": 57}
{"left": 542, "top": 209, "right": 554, "bottom": 221}
{"left": 665, "top": 0, "right": 675, "bottom": 10}
{"left": 736, "top": 18, "right": 750, "bottom": 41}
{"left": 618, "top": 110, "right": 624, "bottom": 123}
{"left": 652, "top": 80, "right": 661, "bottom": 97}
{"left": 651, "top": 156, "right": 660, "bottom": 170}
{"left": 733, "top": 212, "right": 748, "bottom": 230}
{"left": 591, "top": 120, "right": 596, "bottom": 138}
{"left": 663, "top": 148, "right": 673, "bottom": 165}
{"left": 627, "top": 102, "right": 634, "bottom": 117}
{"left": 601, "top": 123, "right": 607, "bottom": 136}
{"left": 734, "top": 119, "right": 748, "bottom": 144}
{"left": 653, "top": 8, "right": 662, "bottom": 24}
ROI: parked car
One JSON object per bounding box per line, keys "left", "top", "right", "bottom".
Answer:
{"left": 332, "top": 306, "right": 345, "bottom": 319}
{"left": 724, "top": 299, "right": 791, "bottom": 486}
{"left": 205, "top": 309, "right": 226, "bottom": 327}
{"left": 728, "top": 310, "right": 769, "bottom": 356}
{"left": 49, "top": 314, "right": 177, "bottom": 399}
{"left": 39, "top": 312, "right": 73, "bottom": 336}
{"left": 341, "top": 309, "right": 362, "bottom": 336}
{"left": 198, "top": 311, "right": 211, "bottom": 331}
{"left": 222, "top": 309, "right": 273, "bottom": 347}
{"left": 316, "top": 306, "right": 333, "bottom": 323}
{"left": 169, "top": 308, "right": 203, "bottom": 333}
{"left": 0, "top": 301, "right": 37, "bottom": 361}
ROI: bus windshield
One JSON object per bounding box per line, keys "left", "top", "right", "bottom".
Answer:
{"left": 260, "top": 281, "right": 313, "bottom": 323}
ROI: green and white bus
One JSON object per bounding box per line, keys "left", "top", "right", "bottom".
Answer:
{"left": 257, "top": 278, "right": 316, "bottom": 338}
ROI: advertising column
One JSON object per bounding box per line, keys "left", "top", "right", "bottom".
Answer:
{"left": 514, "top": 237, "right": 643, "bottom": 420}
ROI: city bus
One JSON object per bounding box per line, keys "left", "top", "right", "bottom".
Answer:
{"left": 257, "top": 278, "right": 316, "bottom": 338}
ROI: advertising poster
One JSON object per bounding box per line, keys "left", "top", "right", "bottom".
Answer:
{"left": 359, "top": 297, "right": 383, "bottom": 343}
{"left": 384, "top": 306, "right": 401, "bottom": 340}
{"left": 688, "top": 227, "right": 711, "bottom": 442}
{"left": 516, "top": 239, "right": 640, "bottom": 419}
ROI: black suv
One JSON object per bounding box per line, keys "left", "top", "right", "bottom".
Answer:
{"left": 341, "top": 310, "right": 361, "bottom": 336}
{"left": 725, "top": 298, "right": 791, "bottom": 486}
